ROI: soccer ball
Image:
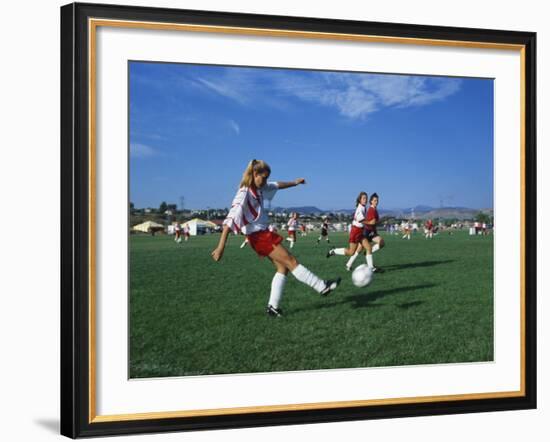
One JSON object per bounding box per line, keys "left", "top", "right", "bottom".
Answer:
{"left": 351, "top": 264, "right": 373, "bottom": 288}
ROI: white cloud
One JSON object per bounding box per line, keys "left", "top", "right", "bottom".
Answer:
{"left": 195, "top": 77, "right": 249, "bottom": 105}
{"left": 190, "top": 67, "right": 462, "bottom": 120}
{"left": 228, "top": 119, "right": 240, "bottom": 135}
{"left": 130, "top": 143, "right": 158, "bottom": 158}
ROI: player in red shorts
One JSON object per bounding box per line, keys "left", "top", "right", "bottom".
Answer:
{"left": 424, "top": 218, "right": 434, "bottom": 239}
{"left": 286, "top": 212, "right": 298, "bottom": 248}
{"left": 212, "top": 159, "right": 341, "bottom": 317}
{"left": 326, "top": 191, "right": 377, "bottom": 271}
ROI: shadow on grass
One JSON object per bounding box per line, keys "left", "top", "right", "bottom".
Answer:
{"left": 349, "top": 283, "right": 436, "bottom": 308}
{"left": 382, "top": 259, "right": 454, "bottom": 271}
{"left": 292, "top": 283, "right": 436, "bottom": 314}
{"left": 396, "top": 300, "right": 425, "bottom": 309}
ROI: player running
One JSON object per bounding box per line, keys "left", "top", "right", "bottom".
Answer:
{"left": 344, "top": 193, "right": 385, "bottom": 271}
{"left": 402, "top": 221, "right": 411, "bottom": 240}
{"left": 174, "top": 223, "right": 182, "bottom": 243}
{"left": 326, "top": 191, "right": 377, "bottom": 271}
{"left": 183, "top": 224, "right": 190, "bottom": 241}
{"left": 286, "top": 212, "right": 298, "bottom": 249}
{"left": 424, "top": 219, "right": 434, "bottom": 239}
{"left": 317, "top": 217, "right": 330, "bottom": 244}
{"left": 211, "top": 159, "right": 341, "bottom": 317}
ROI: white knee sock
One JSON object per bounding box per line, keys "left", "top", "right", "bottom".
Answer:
{"left": 291, "top": 264, "right": 325, "bottom": 293}
{"left": 333, "top": 248, "right": 346, "bottom": 256}
{"left": 366, "top": 254, "right": 374, "bottom": 268}
{"left": 346, "top": 252, "right": 359, "bottom": 268}
{"left": 268, "top": 272, "right": 287, "bottom": 309}
{"left": 372, "top": 244, "right": 380, "bottom": 253}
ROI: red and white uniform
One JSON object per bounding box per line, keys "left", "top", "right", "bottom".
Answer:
{"left": 287, "top": 218, "right": 297, "bottom": 234}
{"left": 223, "top": 182, "right": 281, "bottom": 257}
{"left": 287, "top": 218, "right": 298, "bottom": 240}
{"left": 366, "top": 206, "right": 379, "bottom": 234}
{"left": 349, "top": 204, "right": 367, "bottom": 243}
{"left": 425, "top": 220, "right": 433, "bottom": 231}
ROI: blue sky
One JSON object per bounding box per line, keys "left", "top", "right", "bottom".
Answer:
{"left": 129, "top": 62, "right": 493, "bottom": 211}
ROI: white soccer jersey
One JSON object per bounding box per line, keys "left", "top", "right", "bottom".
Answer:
{"left": 352, "top": 204, "right": 367, "bottom": 228}
{"left": 287, "top": 218, "right": 297, "bottom": 231}
{"left": 223, "top": 182, "right": 278, "bottom": 235}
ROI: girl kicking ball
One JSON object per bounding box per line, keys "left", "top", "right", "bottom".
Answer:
{"left": 211, "top": 159, "right": 341, "bottom": 317}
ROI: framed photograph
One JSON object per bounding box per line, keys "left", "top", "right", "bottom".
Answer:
{"left": 60, "top": 2, "right": 536, "bottom": 438}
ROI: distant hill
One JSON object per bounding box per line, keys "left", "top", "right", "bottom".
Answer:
{"left": 270, "top": 206, "right": 324, "bottom": 214}
{"left": 270, "top": 205, "right": 492, "bottom": 220}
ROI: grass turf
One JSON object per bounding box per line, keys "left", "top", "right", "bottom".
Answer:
{"left": 129, "top": 230, "right": 493, "bottom": 378}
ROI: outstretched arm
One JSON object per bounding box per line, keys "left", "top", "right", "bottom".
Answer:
{"left": 212, "top": 225, "right": 231, "bottom": 261}
{"left": 276, "top": 178, "right": 306, "bottom": 190}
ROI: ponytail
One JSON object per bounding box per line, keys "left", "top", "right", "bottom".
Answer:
{"left": 239, "top": 159, "right": 271, "bottom": 188}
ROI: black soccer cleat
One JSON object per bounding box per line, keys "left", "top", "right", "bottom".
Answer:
{"left": 372, "top": 267, "right": 385, "bottom": 273}
{"left": 320, "top": 277, "right": 341, "bottom": 296}
{"left": 326, "top": 248, "right": 335, "bottom": 258}
{"left": 266, "top": 305, "right": 283, "bottom": 317}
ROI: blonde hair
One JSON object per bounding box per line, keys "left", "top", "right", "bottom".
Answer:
{"left": 239, "top": 159, "right": 271, "bottom": 188}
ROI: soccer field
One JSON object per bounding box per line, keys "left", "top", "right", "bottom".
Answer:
{"left": 129, "top": 230, "right": 493, "bottom": 378}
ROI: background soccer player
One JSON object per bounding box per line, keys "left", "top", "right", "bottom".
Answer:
{"left": 345, "top": 193, "right": 385, "bottom": 271}
{"left": 317, "top": 217, "right": 330, "bottom": 244}
{"left": 286, "top": 212, "right": 298, "bottom": 248}
{"left": 326, "top": 191, "right": 376, "bottom": 271}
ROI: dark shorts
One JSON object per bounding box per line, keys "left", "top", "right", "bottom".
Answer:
{"left": 365, "top": 229, "right": 379, "bottom": 242}
{"left": 247, "top": 230, "right": 284, "bottom": 257}
{"left": 321, "top": 228, "right": 328, "bottom": 236}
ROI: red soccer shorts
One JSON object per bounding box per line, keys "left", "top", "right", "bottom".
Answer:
{"left": 247, "top": 230, "right": 284, "bottom": 257}
{"left": 349, "top": 225, "right": 365, "bottom": 244}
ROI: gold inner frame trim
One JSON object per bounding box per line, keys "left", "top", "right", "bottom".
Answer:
{"left": 88, "top": 17, "right": 527, "bottom": 423}
{"left": 90, "top": 18, "right": 525, "bottom": 50}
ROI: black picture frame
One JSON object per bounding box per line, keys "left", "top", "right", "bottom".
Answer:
{"left": 61, "top": 2, "right": 536, "bottom": 438}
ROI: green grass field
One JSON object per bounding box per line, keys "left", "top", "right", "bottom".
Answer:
{"left": 129, "top": 230, "right": 493, "bottom": 378}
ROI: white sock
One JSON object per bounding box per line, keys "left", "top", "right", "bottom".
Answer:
{"left": 333, "top": 248, "right": 346, "bottom": 256}
{"left": 366, "top": 254, "right": 374, "bottom": 268}
{"left": 291, "top": 264, "right": 325, "bottom": 293}
{"left": 372, "top": 244, "right": 380, "bottom": 253}
{"left": 268, "top": 273, "right": 287, "bottom": 309}
{"left": 240, "top": 240, "right": 247, "bottom": 248}
{"left": 346, "top": 252, "right": 359, "bottom": 268}
{"left": 290, "top": 240, "right": 295, "bottom": 249}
